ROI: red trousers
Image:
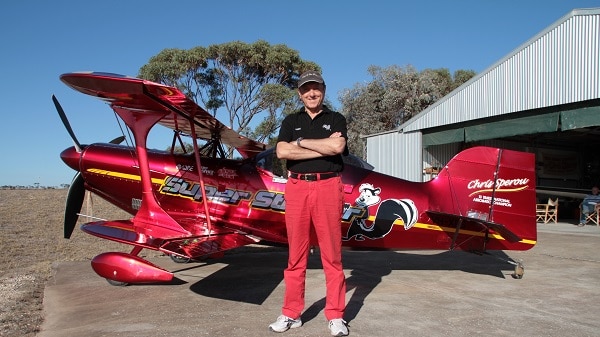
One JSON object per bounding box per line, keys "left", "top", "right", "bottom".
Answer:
{"left": 281, "top": 176, "right": 346, "bottom": 321}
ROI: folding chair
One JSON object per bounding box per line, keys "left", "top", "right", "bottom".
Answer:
{"left": 536, "top": 203, "right": 548, "bottom": 222}
{"left": 544, "top": 198, "right": 558, "bottom": 224}
{"left": 583, "top": 203, "right": 599, "bottom": 226}
{"left": 536, "top": 198, "right": 558, "bottom": 224}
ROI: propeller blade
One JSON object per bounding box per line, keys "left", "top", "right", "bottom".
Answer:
{"left": 64, "top": 173, "right": 85, "bottom": 239}
{"left": 52, "top": 94, "right": 82, "bottom": 152}
{"left": 109, "top": 136, "right": 126, "bottom": 144}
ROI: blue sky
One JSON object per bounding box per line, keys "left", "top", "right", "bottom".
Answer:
{"left": 1, "top": 0, "right": 598, "bottom": 187}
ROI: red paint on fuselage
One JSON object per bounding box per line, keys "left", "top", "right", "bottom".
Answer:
{"left": 66, "top": 143, "right": 537, "bottom": 252}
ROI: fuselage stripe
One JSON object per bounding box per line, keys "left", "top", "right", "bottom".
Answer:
{"left": 86, "top": 168, "right": 163, "bottom": 185}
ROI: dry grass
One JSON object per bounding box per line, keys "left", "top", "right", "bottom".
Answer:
{"left": 0, "top": 189, "right": 133, "bottom": 337}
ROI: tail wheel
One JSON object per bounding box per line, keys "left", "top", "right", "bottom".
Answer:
{"left": 170, "top": 254, "right": 191, "bottom": 264}
{"left": 511, "top": 262, "right": 525, "bottom": 279}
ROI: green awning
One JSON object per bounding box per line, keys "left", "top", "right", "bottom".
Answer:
{"left": 464, "top": 112, "right": 560, "bottom": 142}
{"left": 422, "top": 128, "right": 464, "bottom": 146}
{"left": 560, "top": 106, "right": 600, "bottom": 130}
{"left": 421, "top": 106, "right": 599, "bottom": 146}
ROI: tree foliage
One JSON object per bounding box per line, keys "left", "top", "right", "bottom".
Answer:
{"left": 138, "top": 40, "right": 319, "bottom": 151}
{"left": 339, "top": 65, "right": 475, "bottom": 158}
{"left": 139, "top": 41, "right": 476, "bottom": 160}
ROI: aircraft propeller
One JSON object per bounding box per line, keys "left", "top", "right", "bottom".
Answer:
{"left": 52, "top": 94, "right": 83, "bottom": 152}
{"left": 64, "top": 173, "right": 85, "bottom": 239}
{"left": 62, "top": 135, "right": 126, "bottom": 239}
{"left": 53, "top": 94, "right": 127, "bottom": 238}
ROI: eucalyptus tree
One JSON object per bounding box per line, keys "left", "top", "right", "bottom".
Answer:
{"left": 339, "top": 65, "right": 475, "bottom": 158}
{"left": 138, "top": 40, "right": 319, "bottom": 154}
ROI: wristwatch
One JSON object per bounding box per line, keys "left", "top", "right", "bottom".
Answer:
{"left": 296, "top": 137, "right": 303, "bottom": 147}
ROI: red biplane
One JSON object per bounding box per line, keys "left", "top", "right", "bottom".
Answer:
{"left": 54, "top": 72, "right": 536, "bottom": 285}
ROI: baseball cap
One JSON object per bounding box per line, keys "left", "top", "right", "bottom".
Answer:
{"left": 297, "top": 71, "right": 325, "bottom": 88}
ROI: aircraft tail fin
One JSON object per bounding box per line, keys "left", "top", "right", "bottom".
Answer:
{"left": 428, "top": 147, "right": 537, "bottom": 250}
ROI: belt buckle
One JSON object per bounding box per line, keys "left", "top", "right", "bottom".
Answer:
{"left": 304, "top": 174, "right": 316, "bottom": 181}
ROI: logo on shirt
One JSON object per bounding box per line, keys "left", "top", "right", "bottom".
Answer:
{"left": 322, "top": 124, "right": 331, "bottom": 131}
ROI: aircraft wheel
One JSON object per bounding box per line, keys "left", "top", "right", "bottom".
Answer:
{"left": 511, "top": 263, "right": 524, "bottom": 279}
{"left": 106, "top": 278, "right": 128, "bottom": 286}
{"left": 170, "top": 254, "right": 191, "bottom": 264}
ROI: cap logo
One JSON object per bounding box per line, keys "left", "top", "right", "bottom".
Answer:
{"left": 298, "top": 71, "right": 325, "bottom": 88}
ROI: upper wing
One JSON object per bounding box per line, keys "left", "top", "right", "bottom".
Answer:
{"left": 60, "top": 72, "right": 268, "bottom": 158}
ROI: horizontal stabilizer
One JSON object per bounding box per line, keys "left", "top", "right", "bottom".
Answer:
{"left": 427, "top": 210, "right": 522, "bottom": 243}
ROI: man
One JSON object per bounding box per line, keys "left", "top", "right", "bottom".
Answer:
{"left": 578, "top": 185, "right": 600, "bottom": 226}
{"left": 268, "top": 71, "right": 349, "bottom": 336}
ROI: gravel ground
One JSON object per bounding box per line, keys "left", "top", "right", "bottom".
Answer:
{"left": 0, "top": 189, "right": 130, "bottom": 337}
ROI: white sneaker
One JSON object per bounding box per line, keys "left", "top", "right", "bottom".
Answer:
{"left": 269, "top": 315, "right": 302, "bottom": 333}
{"left": 328, "top": 318, "right": 349, "bottom": 336}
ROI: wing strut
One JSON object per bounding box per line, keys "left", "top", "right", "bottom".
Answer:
{"left": 112, "top": 106, "right": 189, "bottom": 238}
{"left": 189, "top": 113, "right": 214, "bottom": 235}
{"left": 170, "top": 130, "right": 189, "bottom": 154}
{"left": 450, "top": 218, "right": 464, "bottom": 250}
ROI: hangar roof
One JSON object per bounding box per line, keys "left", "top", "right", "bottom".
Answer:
{"left": 367, "top": 8, "right": 600, "bottom": 144}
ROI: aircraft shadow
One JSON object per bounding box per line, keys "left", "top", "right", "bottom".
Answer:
{"left": 187, "top": 246, "right": 517, "bottom": 322}
{"left": 187, "top": 249, "right": 287, "bottom": 305}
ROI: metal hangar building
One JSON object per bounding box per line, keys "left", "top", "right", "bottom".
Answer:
{"left": 364, "top": 8, "right": 600, "bottom": 200}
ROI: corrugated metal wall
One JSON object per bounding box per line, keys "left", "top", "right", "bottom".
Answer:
{"left": 365, "top": 8, "right": 600, "bottom": 181}
{"left": 366, "top": 131, "right": 422, "bottom": 182}
{"left": 422, "top": 143, "right": 462, "bottom": 181}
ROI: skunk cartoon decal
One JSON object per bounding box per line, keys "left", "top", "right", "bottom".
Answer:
{"left": 344, "top": 183, "right": 418, "bottom": 241}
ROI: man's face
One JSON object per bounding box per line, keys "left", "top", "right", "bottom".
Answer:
{"left": 298, "top": 82, "right": 325, "bottom": 111}
{"left": 593, "top": 187, "right": 599, "bottom": 195}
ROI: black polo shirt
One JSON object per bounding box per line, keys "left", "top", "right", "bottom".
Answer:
{"left": 277, "top": 105, "right": 348, "bottom": 173}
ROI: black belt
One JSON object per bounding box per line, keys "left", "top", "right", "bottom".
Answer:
{"left": 289, "top": 172, "right": 340, "bottom": 181}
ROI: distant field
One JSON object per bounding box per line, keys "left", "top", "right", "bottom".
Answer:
{"left": 0, "top": 189, "right": 133, "bottom": 337}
